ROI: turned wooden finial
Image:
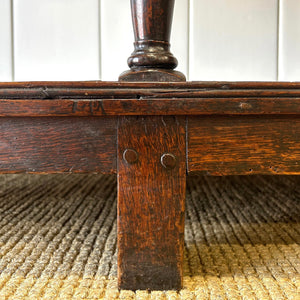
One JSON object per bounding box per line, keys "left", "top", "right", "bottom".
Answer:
{"left": 119, "top": 0, "right": 186, "bottom": 82}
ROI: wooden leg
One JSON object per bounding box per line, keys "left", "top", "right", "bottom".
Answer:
{"left": 117, "top": 116, "right": 186, "bottom": 290}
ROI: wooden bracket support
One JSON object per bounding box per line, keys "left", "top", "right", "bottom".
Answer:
{"left": 117, "top": 116, "right": 186, "bottom": 290}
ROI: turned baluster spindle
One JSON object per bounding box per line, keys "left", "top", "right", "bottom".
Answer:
{"left": 119, "top": 0, "right": 186, "bottom": 82}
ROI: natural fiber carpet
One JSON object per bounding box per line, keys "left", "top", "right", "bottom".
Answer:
{"left": 0, "top": 175, "right": 299, "bottom": 299}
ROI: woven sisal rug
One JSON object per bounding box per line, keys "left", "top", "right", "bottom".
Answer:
{"left": 0, "top": 174, "right": 299, "bottom": 299}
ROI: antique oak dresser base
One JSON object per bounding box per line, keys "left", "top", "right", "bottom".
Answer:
{"left": 0, "top": 81, "right": 299, "bottom": 291}
{"left": 1, "top": 0, "right": 300, "bottom": 292}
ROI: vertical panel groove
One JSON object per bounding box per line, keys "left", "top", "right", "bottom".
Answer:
{"left": 0, "top": 0, "right": 13, "bottom": 81}
{"left": 276, "top": 0, "right": 281, "bottom": 81}
{"left": 14, "top": 0, "right": 100, "bottom": 81}
{"left": 189, "top": 0, "right": 278, "bottom": 81}
{"left": 2, "top": 0, "right": 289, "bottom": 82}
{"left": 277, "top": 0, "right": 300, "bottom": 81}
{"left": 10, "top": 0, "right": 15, "bottom": 81}
{"left": 189, "top": 0, "right": 193, "bottom": 81}
{"left": 186, "top": 0, "right": 190, "bottom": 80}
{"left": 98, "top": 0, "right": 102, "bottom": 80}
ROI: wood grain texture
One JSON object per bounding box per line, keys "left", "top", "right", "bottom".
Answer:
{"left": 119, "top": 0, "right": 185, "bottom": 81}
{"left": 188, "top": 116, "right": 300, "bottom": 175}
{"left": 0, "top": 117, "right": 116, "bottom": 173}
{"left": 1, "top": 98, "right": 300, "bottom": 117}
{"left": 1, "top": 81, "right": 300, "bottom": 116}
{"left": 100, "top": 0, "right": 188, "bottom": 81}
{"left": 117, "top": 116, "right": 186, "bottom": 290}
{"left": 2, "top": 81, "right": 300, "bottom": 89}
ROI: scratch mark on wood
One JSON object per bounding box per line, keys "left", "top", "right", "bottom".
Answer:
{"left": 98, "top": 101, "right": 107, "bottom": 115}
{"left": 72, "top": 102, "right": 78, "bottom": 113}
{"left": 90, "top": 102, "right": 94, "bottom": 115}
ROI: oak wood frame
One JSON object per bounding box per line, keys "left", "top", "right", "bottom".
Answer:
{"left": 1, "top": 0, "right": 300, "bottom": 292}
{"left": 0, "top": 81, "right": 299, "bottom": 291}
{"left": 118, "top": 116, "right": 186, "bottom": 290}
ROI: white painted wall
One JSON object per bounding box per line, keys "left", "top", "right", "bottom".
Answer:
{"left": 278, "top": 0, "right": 300, "bottom": 81}
{"left": 0, "top": 0, "right": 299, "bottom": 81}
{"left": 0, "top": 0, "right": 12, "bottom": 81}
{"left": 13, "top": 0, "right": 100, "bottom": 81}
{"left": 190, "top": 0, "right": 278, "bottom": 81}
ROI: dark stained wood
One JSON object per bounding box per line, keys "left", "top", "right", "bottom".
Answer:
{"left": 131, "top": 0, "right": 174, "bottom": 42}
{"left": 5, "top": 87, "right": 300, "bottom": 99}
{"left": 117, "top": 116, "right": 186, "bottom": 290}
{"left": 119, "top": 0, "right": 185, "bottom": 81}
{"left": 4, "top": 81, "right": 300, "bottom": 99}
{"left": 0, "top": 117, "right": 117, "bottom": 173}
{"left": 0, "top": 0, "right": 298, "bottom": 291}
{"left": 2, "top": 81, "right": 300, "bottom": 116}
{"left": 3, "top": 81, "right": 300, "bottom": 89}
{"left": 1, "top": 98, "right": 300, "bottom": 116}
{"left": 188, "top": 116, "right": 300, "bottom": 175}
{"left": 119, "top": 69, "right": 186, "bottom": 82}
{"left": 0, "top": 82, "right": 300, "bottom": 292}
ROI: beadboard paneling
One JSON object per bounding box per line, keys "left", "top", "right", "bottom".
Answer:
{"left": 1, "top": 0, "right": 299, "bottom": 82}
{"left": 278, "top": 0, "right": 300, "bottom": 81}
{"left": 101, "top": 0, "right": 189, "bottom": 81}
{"left": 0, "top": 0, "right": 12, "bottom": 81}
{"left": 171, "top": 0, "right": 189, "bottom": 78}
{"left": 100, "top": 0, "right": 132, "bottom": 81}
{"left": 13, "top": 0, "right": 100, "bottom": 81}
{"left": 189, "top": 0, "right": 278, "bottom": 81}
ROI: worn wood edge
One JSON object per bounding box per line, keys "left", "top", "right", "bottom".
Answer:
{"left": 4, "top": 87, "right": 300, "bottom": 99}
{"left": 4, "top": 89, "right": 300, "bottom": 99}
{"left": 188, "top": 170, "right": 300, "bottom": 176}
{"left": 2, "top": 81, "right": 300, "bottom": 89}
{"left": 119, "top": 69, "right": 186, "bottom": 82}
{"left": 1, "top": 98, "right": 300, "bottom": 116}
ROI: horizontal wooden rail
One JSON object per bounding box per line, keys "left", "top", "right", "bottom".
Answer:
{"left": 2, "top": 81, "right": 300, "bottom": 89}
{"left": 188, "top": 115, "right": 300, "bottom": 176}
{"left": 1, "top": 81, "right": 300, "bottom": 116}
{"left": 0, "top": 98, "right": 300, "bottom": 116}
{"left": 0, "top": 81, "right": 299, "bottom": 176}
{"left": 4, "top": 88, "right": 300, "bottom": 99}
{"left": 0, "top": 117, "right": 116, "bottom": 174}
